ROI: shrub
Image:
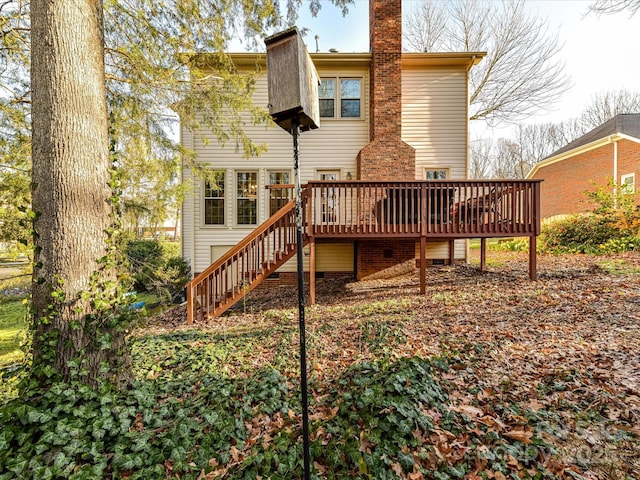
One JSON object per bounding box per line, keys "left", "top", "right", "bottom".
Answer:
{"left": 598, "top": 235, "right": 640, "bottom": 253}
{"left": 150, "top": 256, "right": 191, "bottom": 304}
{"left": 539, "top": 214, "right": 619, "bottom": 254}
{"left": 539, "top": 180, "right": 640, "bottom": 255}
{"left": 585, "top": 179, "right": 640, "bottom": 236}
{"left": 125, "top": 241, "right": 190, "bottom": 304}
{"left": 126, "top": 240, "right": 164, "bottom": 292}
{"left": 538, "top": 214, "right": 640, "bottom": 255}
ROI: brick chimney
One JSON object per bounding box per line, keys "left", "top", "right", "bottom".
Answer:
{"left": 357, "top": 0, "right": 415, "bottom": 180}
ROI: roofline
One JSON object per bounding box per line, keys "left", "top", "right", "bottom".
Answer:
{"left": 190, "top": 51, "right": 485, "bottom": 69}
{"left": 402, "top": 52, "right": 486, "bottom": 68}
{"left": 526, "top": 132, "right": 640, "bottom": 179}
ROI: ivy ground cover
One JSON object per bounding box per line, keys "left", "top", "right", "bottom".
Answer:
{"left": 1, "top": 251, "right": 639, "bottom": 479}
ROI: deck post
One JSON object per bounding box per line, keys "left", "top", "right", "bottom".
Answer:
{"left": 187, "top": 284, "right": 194, "bottom": 324}
{"left": 480, "top": 238, "right": 487, "bottom": 272}
{"left": 448, "top": 239, "right": 455, "bottom": 265}
{"left": 530, "top": 180, "right": 541, "bottom": 281}
{"left": 420, "top": 236, "right": 426, "bottom": 294}
{"left": 309, "top": 236, "right": 316, "bottom": 304}
{"left": 529, "top": 235, "right": 537, "bottom": 280}
{"left": 420, "top": 184, "right": 427, "bottom": 294}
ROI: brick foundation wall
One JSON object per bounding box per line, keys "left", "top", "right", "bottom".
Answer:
{"left": 356, "top": 239, "right": 416, "bottom": 279}
{"left": 533, "top": 140, "right": 640, "bottom": 219}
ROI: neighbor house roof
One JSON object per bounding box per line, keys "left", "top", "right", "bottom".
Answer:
{"left": 527, "top": 113, "right": 640, "bottom": 178}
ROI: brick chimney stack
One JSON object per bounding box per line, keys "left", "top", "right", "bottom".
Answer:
{"left": 357, "top": 0, "right": 415, "bottom": 181}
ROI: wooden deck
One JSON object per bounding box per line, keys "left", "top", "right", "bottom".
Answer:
{"left": 305, "top": 180, "right": 540, "bottom": 238}
{"left": 187, "top": 179, "right": 542, "bottom": 323}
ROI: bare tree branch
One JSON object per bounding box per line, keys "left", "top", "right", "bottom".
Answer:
{"left": 580, "top": 89, "right": 640, "bottom": 129}
{"left": 469, "top": 137, "right": 494, "bottom": 179}
{"left": 589, "top": 0, "right": 640, "bottom": 16}
{"left": 403, "top": 0, "right": 447, "bottom": 52}
{"left": 404, "top": 0, "right": 572, "bottom": 127}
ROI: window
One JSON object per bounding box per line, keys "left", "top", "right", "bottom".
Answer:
{"left": 268, "top": 171, "right": 291, "bottom": 215}
{"left": 236, "top": 171, "right": 258, "bottom": 225}
{"left": 621, "top": 173, "right": 635, "bottom": 193}
{"left": 319, "top": 79, "right": 335, "bottom": 118}
{"left": 204, "top": 171, "right": 225, "bottom": 225}
{"left": 340, "top": 79, "right": 361, "bottom": 118}
{"left": 319, "top": 78, "right": 361, "bottom": 118}
{"left": 425, "top": 168, "right": 448, "bottom": 180}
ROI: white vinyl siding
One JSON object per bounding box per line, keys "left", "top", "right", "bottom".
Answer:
{"left": 278, "top": 243, "right": 354, "bottom": 273}
{"left": 414, "top": 240, "right": 464, "bottom": 263}
{"left": 402, "top": 66, "right": 469, "bottom": 181}
{"left": 316, "top": 243, "right": 354, "bottom": 271}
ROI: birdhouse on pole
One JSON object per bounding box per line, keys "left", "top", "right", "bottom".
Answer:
{"left": 265, "top": 27, "right": 320, "bottom": 133}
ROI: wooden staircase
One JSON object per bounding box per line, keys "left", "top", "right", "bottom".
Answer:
{"left": 186, "top": 199, "right": 305, "bottom": 323}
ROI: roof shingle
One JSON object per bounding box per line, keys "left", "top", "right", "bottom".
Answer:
{"left": 549, "top": 113, "right": 640, "bottom": 157}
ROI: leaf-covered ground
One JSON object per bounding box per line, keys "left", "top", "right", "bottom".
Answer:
{"left": 140, "top": 251, "right": 640, "bottom": 479}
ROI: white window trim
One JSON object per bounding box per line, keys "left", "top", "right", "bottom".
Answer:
{"left": 424, "top": 167, "right": 450, "bottom": 180}
{"left": 621, "top": 172, "right": 635, "bottom": 193}
{"left": 235, "top": 170, "right": 259, "bottom": 227}
{"left": 202, "top": 171, "right": 226, "bottom": 228}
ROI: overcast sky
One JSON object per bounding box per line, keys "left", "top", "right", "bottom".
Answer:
{"left": 287, "top": 0, "right": 640, "bottom": 136}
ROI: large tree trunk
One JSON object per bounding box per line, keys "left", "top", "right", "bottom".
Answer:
{"left": 30, "top": 0, "right": 129, "bottom": 387}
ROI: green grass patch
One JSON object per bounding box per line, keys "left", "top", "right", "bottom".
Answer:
{"left": 597, "top": 259, "right": 640, "bottom": 275}
{"left": 0, "top": 296, "right": 28, "bottom": 366}
{"left": 468, "top": 238, "right": 502, "bottom": 250}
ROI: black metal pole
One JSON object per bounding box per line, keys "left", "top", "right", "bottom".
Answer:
{"left": 292, "top": 118, "right": 311, "bottom": 480}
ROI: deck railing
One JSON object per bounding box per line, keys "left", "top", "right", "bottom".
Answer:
{"left": 305, "top": 180, "right": 541, "bottom": 238}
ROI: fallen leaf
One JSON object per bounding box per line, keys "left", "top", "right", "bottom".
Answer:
{"left": 504, "top": 428, "right": 533, "bottom": 444}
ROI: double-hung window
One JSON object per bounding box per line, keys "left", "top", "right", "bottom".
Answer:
{"left": 319, "top": 78, "right": 361, "bottom": 119}
{"left": 204, "top": 171, "right": 225, "bottom": 225}
{"left": 236, "top": 171, "right": 258, "bottom": 225}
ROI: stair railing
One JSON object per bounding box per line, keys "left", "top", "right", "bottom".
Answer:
{"left": 187, "top": 198, "right": 300, "bottom": 323}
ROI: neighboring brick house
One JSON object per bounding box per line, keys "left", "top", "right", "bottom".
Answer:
{"left": 528, "top": 114, "right": 640, "bottom": 220}
{"left": 181, "top": 0, "right": 484, "bottom": 279}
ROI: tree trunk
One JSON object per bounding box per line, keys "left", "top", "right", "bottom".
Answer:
{"left": 30, "top": 0, "right": 129, "bottom": 387}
